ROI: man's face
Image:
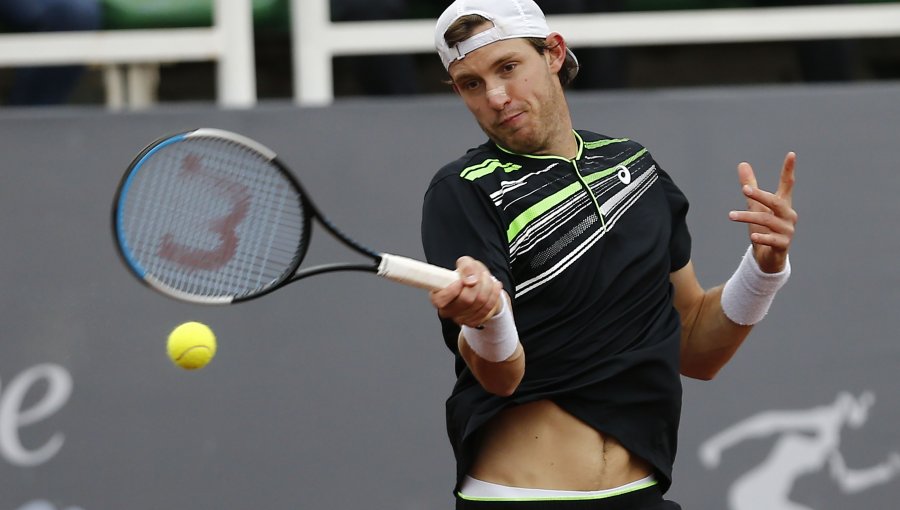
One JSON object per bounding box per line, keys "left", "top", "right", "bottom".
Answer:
{"left": 448, "top": 30, "right": 568, "bottom": 155}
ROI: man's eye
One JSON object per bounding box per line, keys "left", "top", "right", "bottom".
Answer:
{"left": 502, "top": 63, "right": 517, "bottom": 73}
{"left": 464, "top": 81, "right": 480, "bottom": 91}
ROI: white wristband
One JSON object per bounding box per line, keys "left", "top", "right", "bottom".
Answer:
{"left": 721, "top": 246, "right": 791, "bottom": 326}
{"left": 461, "top": 297, "right": 519, "bottom": 362}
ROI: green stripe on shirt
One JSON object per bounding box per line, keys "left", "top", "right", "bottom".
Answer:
{"left": 506, "top": 148, "right": 648, "bottom": 242}
{"left": 461, "top": 159, "right": 522, "bottom": 181}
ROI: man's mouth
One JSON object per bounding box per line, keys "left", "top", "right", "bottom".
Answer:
{"left": 499, "top": 111, "right": 524, "bottom": 127}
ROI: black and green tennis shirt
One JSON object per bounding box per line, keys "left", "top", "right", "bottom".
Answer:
{"left": 421, "top": 130, "right": 691, "bottom": 494}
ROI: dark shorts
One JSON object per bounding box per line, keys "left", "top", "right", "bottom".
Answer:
{"left": 455, "top": 484, "right": 681, "bottom": 510}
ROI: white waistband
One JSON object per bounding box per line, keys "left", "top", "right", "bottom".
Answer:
{"left": 458, "top": 474, "right": 657, "bottom": 501}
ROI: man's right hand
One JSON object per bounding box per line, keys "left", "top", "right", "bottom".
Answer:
{"left": 429, "top": 256, "right": 502, "bottom": 328}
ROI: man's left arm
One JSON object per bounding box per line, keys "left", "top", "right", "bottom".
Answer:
{"left": 672, "top": 152, "right": 797, "bottom": 380}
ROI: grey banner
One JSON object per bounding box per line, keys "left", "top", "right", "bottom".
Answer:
{"left": 1, "top": 84, "right": 898, "bottom": 510}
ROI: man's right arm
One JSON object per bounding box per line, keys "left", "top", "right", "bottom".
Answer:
{"left": 430, "top": 256, "right": 525, "bottom": 396}
{"left": 458, "top": 330, "right": 525, "bottom": 397}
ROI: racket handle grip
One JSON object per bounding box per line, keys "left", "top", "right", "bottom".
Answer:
{"left": 377, "top": 253, "right": 460, "bottom": 291}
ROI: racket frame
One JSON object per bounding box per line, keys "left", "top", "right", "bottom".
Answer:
{"left": 113, "top": 128, "right": 457, "bottom": 305}
{"left": 113, "top": 128, "right": 378, "bottom": 304}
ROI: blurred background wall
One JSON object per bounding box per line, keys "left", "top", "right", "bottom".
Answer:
{"left": 0, "top": 84, "right": 897, "bottom": 510}
{"left": 1, "top": 0, "right": 899, "bottom": 107}
{"left": 0, "top": 1, "right": 898, "bottom": 509}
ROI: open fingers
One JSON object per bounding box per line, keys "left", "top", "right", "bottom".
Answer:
{"left": 738, "top": 152, "right": 796, "bottom": 206}
{"left": 747, "top": 232, "right": 792, "bottom": 250}
{"left": 776, "top": 151, "right": 797, "bottom": 201}
{"left": 737, "top": 162, "right": 765, "bottom": 213}
{"left": 740, "top": 185, "right": 797, "bottom": 222}
{"left": 728, "top": 210, "right": 795, "bottom": 248}
{"left": 731, "top": 153, "right": 798, "bottom": 272}
{"left": 737, "top": 161, "right": 758, "bottom": 189}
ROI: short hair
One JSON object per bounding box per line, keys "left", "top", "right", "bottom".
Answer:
{"left": 442, "top": 14, "right": 576, "bottom": 87}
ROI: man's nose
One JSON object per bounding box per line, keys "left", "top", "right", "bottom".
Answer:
{"left": 486, "top": 85, "right": 509, "bottom": 110}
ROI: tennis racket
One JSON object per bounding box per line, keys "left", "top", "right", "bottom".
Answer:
{"left": 112, "top": 128, "right": 459, "bottom": 304}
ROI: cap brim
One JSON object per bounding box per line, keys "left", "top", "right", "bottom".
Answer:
{"left": 564, "top": 48, "right": 580, "bottom": 83}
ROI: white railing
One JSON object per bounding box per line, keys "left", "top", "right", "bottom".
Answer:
{"left": 1, "top": 1, "right": 899, "bottom": 109}
{"left": 291, "top": 1, "right": 900, "bottom": 106}
{"left": 0, "top": 0, "right": 255, "bottom": 109}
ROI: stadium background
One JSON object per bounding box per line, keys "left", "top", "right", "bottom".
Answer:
{"left": 1, "top": 2, "right": 898, "bottom": 509}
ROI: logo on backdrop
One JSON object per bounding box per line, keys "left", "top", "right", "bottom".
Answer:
{"left": 16, "top": 501, "right": 83, "bottom": 510}
{"left": 699, "top": 391, "right": 900, "bottom": 510}
{"left": 2, "top": 364, "right": 83, "bottom": 510}
{"left": 1, "top": 363, "right": 72, "bottom": 467}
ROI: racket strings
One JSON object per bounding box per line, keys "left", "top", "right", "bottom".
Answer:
{"left": 119, "top": 137, "right": 306, "bottom": 299}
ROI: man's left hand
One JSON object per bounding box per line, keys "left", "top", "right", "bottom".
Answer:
{"left": 729, "top": 152, "right": 798, "bottom": 273}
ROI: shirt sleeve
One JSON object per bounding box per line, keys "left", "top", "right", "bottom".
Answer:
{"left": 655, "top": 165, "right": 692, "bottom": 272}
{"left": 420, "top": 174, "right": 514, "bottom": 353}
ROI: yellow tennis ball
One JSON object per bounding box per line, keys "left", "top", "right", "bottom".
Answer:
{"left": 167, "top": 321, "right": 217, "bottom": 370}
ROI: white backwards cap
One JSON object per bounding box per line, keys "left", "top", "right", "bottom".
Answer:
{"left": 435, "top": 0, "right": 579, "bottom": 82}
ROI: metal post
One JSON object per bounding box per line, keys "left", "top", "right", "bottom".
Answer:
{"left": 215, "top": 0, "right": 257, "bottom": 108}
{"left": 292, "top": 0, "right": 334, "bottom": 106}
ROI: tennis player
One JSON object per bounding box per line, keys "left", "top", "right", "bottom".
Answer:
{"left": 421, "top": 1, "right": 797, "bottom": 508}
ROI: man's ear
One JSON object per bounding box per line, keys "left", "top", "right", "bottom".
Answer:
{"left": 545, "top": 33, "right": 567, "bottom": 74}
